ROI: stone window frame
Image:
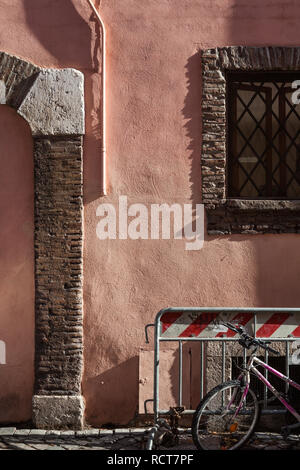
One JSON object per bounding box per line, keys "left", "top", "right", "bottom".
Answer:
{"left": 0, "top": 51, "right": 85, "bottom": 429}
{"left": 202, "top": 46, "right": 300, "bottom": 235}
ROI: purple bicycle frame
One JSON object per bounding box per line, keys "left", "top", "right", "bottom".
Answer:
{"left": 234, "top": 355, "right": 300, "bottom": 421}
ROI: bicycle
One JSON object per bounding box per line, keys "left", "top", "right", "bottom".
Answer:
{"left": 192, "top": 321, "right": 300, "bottom": 450}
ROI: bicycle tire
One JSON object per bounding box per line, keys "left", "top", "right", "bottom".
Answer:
{"left": 192, "top": 380, "right": 260, "bottom": 450}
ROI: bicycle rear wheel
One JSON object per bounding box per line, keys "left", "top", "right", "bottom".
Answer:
{"left": 192, "top": 380, "right": 259, "bottom": 450}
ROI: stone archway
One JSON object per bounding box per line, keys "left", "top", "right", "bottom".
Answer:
{"left": 0, "top": 51, "right": 85, "bottom": 429}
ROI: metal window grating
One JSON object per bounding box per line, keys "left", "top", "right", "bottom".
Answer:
{"left": 227, "top": 71, "right": 300, "bottom": 199}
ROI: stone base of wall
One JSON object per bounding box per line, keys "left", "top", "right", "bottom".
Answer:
{"left": 32, "top": 395, "right": 85, "bottom": 430}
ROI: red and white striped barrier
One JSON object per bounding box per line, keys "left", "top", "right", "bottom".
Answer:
{"left": 160, "top": 311, "right": 300, "bottom": 339}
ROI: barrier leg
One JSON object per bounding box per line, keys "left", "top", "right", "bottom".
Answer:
{"left": 146, "top": 425, "right": 158, "bottom": 450}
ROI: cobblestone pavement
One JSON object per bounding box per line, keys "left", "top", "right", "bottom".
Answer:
{"left": 0, "top": 427, "right": 299, "bottom": 451}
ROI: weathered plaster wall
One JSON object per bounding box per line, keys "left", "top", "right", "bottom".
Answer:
{"left": 0, "top": 0, "right": 300, "bottom": 425}
{"left": 82, "top": 0, "right": 300, "bottom": 425}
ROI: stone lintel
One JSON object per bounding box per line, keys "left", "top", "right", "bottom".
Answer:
{"left": 18, "top": 68, "right": 85, "bottom": 136}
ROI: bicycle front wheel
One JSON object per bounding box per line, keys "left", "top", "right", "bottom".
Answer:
{"left": 192, "top": 380, "right": 259, "bottom": 450}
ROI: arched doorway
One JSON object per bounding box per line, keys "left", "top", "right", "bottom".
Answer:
{"left": 0, "top": 105, "right": 34, "bottom": 423}
{"left": 0, "top": 52, "right": 85, "bottom": 429}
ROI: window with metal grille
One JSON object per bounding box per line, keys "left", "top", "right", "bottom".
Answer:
{"left": 227, "top": 72, "right": 300, "bottom": 199}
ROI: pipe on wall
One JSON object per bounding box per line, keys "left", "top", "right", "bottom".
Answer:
{"left": 87, "top": 0, "right": 107, "bottom": 196}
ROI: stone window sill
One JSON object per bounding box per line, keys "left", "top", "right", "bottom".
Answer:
{"left": 206, "top": 199, "right": 300, "bottom": 235}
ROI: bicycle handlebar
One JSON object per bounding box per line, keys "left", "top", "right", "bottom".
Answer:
{"left": 221, "top": 321, "right": 280, "bottom": 355}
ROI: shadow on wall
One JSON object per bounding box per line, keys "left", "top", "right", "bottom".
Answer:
{"left": 254, "top": 235, "right": 300, "bottom": 307}
{"left": 229, "top": 0, "right": 300, "bottom": 308}
{"left": 227, "top": 1, "right": 300, "bottom": 308}
{"left": 91, "top": 0, "right": 102, "bottom": 73}
{"left": 23, "top": 0, "right": 94, "bottom": 69}
{"left": 182, "top": 52, "right": 203, "bottom": 207}
{"left": 197, "top": 0, "right": 300, "bottom": 308}
{"left": 83, "top": 356, "right": 139, "bottom": 426}
{"left": 227, "top": 0, "right": 300, "bottom": 46}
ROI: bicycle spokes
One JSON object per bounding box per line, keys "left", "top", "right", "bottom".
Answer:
{"left": 192, "top": 381, "right": 260, "bottom": 450}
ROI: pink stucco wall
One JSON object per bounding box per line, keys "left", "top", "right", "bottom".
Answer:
{"left": 0, "top": 0, "right": 300, "bottom": 425}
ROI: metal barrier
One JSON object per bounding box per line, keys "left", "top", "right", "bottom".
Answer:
{"left": 145, "top": 307, "right": 300, "bottom": 432}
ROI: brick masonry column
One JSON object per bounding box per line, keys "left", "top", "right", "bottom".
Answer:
{"left": 0, "top": 53, "right": 85, "bottom": 429}
{"left": 20, "top": 69, "right": 86, "bottom": 430}
{"left": 32, "top": 136, "right": 84, "bottom": 429}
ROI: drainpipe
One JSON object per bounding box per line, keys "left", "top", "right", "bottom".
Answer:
{"left": 87, "top": 0, "right": 107, "bottom": 196}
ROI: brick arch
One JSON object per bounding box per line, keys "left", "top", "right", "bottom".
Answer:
{"left": 0, "top": 51, "right": 85, "bottom": 429}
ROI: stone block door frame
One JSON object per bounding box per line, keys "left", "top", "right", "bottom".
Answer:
{"left": 0, "top": 51, "right": 85, "bottom": 429}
